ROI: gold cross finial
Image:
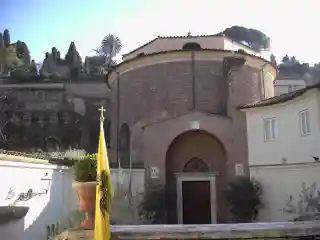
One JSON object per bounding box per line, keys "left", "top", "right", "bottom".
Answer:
{"left": 99, "top": 106, "right": 106, "bottom": 122}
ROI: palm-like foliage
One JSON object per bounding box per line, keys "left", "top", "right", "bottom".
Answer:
{"left": 93, "top": 34, "right": 122, "bottom": 68}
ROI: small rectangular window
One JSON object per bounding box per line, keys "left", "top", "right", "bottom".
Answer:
{"left": 299, "top": 110, "right": 310, "bottom": 135}
{"left": 263, "top": 118, "right": 276, "bottom": 141}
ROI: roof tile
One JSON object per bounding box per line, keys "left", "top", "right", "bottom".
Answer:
{"left": 239, "top": 82, "right": 320, "bottom": 109}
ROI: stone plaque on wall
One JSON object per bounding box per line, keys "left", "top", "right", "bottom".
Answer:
{"left": 190, "top": 121, "right": 200, "bottom": 130}
{"left": 235, "top": 163, "right": 244, "bottom": 176}
{"left": 150, "top": 166, "right": 159, "bottom": 179}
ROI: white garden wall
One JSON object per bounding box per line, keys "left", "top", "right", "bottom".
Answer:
{"left": 251, "top": 162, "right": 320, "bottom": 222}
{"left": 0, "top": 159, "right": 75, "bottom": 240}
{"left": 0, "top": 156, "right": 145, "bottom": 240}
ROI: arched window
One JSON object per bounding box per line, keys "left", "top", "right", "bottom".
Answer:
{"left": 45, "top": 136, "right": 60, "bottom": 152}
{"left": 237, "top": 49, "right": 247, "bottom": 54}
{"left": 182, "top": 42, "right": 202, "bottom": 50}
{"left": 251, "top": 72, "right": 260, "bottom": 101}
{"left": 87, "top": 119, "right": 111, "bottom": 153}
{"left": 119, "top": 123, "right": 130, "bottom": 166}
{"left": 183, "top": 157, "right": 209, "bottom": 172}
{"left": 264, "top": 72, "right": 274, "bottom": 98}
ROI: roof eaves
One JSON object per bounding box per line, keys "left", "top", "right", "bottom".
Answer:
{"left": 238, "top": 82, "right": 320, "bottom": 110}
{"left": 108, "top": 48, "right": 275, "bottom": 81}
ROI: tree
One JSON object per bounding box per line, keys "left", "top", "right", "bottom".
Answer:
{"left": 222, "top": 26, "right": 270, "bottom": 52}
{"left": 93, "top": 34, "right": 122, "bottom": 69}
{"left": 51, "top": 47, "right": 58, "bottom": 64}
{"left": 270, "top": 54, "right": 277, "bottom": 67}
{"left": 138, "top": 187, "right": 166, "bottom": 224}
{"left": 282, "top": 55, "right": 289, "bottom": 63}
{"left": 278, "top": 55, "right": 310, "bottom": 78}
{"left": 225, "top": 176, "right": 263, "bottom": 222}
{"left": 5, "top": 46, "right": 22, "bottom": 70}
{"left": 290, "top": 56, "right": 299, "bottom": 65}
{"left": 65, "top": 42, "right": 76, "bottom": 62}
{"left": 0, "top": 90, "right": 16, "bottom": 146}
{"left": 3, "top": 29, "right": 10, "bottom": 47}
{"left": 15, "top": 40, "right": 31, "bottom": 64}
{"left": 65, "top": 42, "right": 82, "bottom": 80}
{"left": 30, "top": 60, "right": 38, "bottom": 75}
{"left": 0, "top": 33, "right": 4, "bottom": 74}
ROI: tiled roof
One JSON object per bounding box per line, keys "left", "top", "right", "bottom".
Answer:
{"left": 157, "top": 33, "right": 223, "bottom": 39}
{"left": 122, "top": 33, "right": 252, "bottom": 57}
{"left": 239, "top": 82, "right": 320, "bottom": 110}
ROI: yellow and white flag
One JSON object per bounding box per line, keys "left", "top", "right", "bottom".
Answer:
{"left": 94, "top": 107, "right": 113, "bottom": 240}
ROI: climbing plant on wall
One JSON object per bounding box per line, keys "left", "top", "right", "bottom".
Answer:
{"left": 282, "top": 182, "right": 320, "bottom": 221}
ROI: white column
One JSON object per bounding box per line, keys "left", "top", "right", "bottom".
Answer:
{"left": 209, "top": 175, "right": 217, "bottom": 224}
{"left": 177, "top": 177, "right": 183, "bottom": 224}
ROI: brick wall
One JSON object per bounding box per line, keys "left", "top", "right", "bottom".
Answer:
{"left": 109, "top": 60, "right": 264, "bottom": 151}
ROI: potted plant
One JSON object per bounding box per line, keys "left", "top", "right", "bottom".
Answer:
{"left": 73, "top": 154, "right": 97, "bottom": 229}
{"left": 225, "top": 176, "right": 263, "bottom": 223}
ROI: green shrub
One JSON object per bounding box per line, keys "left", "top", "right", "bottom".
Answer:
{"left": 73, "top": 154, "right": 97, "bottom": 182}
{"left": 138, "top": 187, "right": 166, "bottom": 224}
{"left": 225, "top": 176, "right": 263, "bottom": 222}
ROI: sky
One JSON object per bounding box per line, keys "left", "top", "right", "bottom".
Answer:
{"left": 1, "top": 0, "right": 319, "bottom": 64}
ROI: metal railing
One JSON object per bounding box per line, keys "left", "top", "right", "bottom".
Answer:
{"left": 45, "top": 210, "right": 85, "bottom": 240}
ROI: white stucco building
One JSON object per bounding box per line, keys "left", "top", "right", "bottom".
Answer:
{"left": 240, "top": 83, "right": 320, "bottom": 222}
{"left": 274, "top": 79, "right": 306, "bottom": 96}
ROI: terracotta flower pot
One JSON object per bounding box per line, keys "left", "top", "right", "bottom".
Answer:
{"left": 74, "top": 181, "right": 97, "bottom": 229}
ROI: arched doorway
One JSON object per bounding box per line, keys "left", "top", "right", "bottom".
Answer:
{"left": 165, "top": 130, "right": 227, "bottom": 224}
{"left": 45, "top": 136, "right": 60, "bottom": 152}
{"left": 180, "top": 158, "right": 212, "bottom": 224}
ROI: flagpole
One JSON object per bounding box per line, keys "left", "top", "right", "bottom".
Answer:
{"left": 94, "top": 105, "right": 112, "bottom": 240}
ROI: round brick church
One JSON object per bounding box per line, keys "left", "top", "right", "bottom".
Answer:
{"left": 106, "top": 34, "right": 276, "bottom": 223}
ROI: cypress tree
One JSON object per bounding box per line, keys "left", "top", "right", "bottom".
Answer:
{"left": 3, "top": 29, "right": 10, "bottom": 47}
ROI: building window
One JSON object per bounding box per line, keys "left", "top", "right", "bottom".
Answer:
{"left": 263, "top": 117, "right": 276, "bottom": 141}
{"left": 288, "top": 84, "right": 298, "bottom": 92}
{"left": 182, "top": 42, "right": 202, "bottom": 50}
{"left": 299, "top": 109, "right": 310, "bottom": 136}
{"left": 183, "top": 158, "right": 209, "bottom": 173}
